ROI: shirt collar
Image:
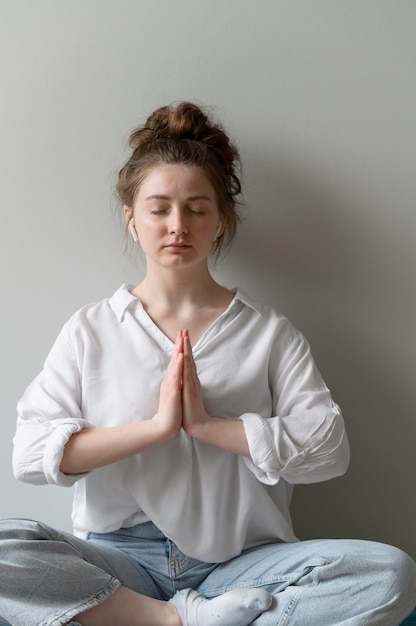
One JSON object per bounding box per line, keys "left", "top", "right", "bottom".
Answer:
{"left": 232, "top": 287, "right": 263, "bottom": 315}
{"left": 109, "top": 284, "right": 138, "bottom": 321}
{"left": 108, "top": 284, "right": 262, "bottom": 323}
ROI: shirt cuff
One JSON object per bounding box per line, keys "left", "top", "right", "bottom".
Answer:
{"left": 43, "top": 420, "right": 92, "bottom": 487}
{"left": 240, "top": 413, "right": 283, "bottom": 485}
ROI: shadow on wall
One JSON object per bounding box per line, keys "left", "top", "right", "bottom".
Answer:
{"left": 229, "top": 154, "right": 415, "bottom": 559}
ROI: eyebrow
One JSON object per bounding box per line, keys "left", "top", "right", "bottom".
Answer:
{"left": 144, "top": 194, "right": 213, "bottom": 202}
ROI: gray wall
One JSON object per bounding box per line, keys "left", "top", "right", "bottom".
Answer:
{"left": 1, "top": 1, "right": 415, "bottom": 559}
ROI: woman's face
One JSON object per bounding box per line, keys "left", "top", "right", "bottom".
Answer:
{"left": 125, "top": 163, "right": 223, "bottom": 271}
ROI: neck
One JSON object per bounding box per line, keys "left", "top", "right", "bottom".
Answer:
{"left": 133, "top": 262, "right": 226, "bottom": 310}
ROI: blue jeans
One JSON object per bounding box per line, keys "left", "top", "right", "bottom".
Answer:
{"left": 0, "top": 518, "right": 415, "bottom": 625}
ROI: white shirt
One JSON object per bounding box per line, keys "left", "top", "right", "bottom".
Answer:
{"left": 13, "top": 285, "right": 349, "bottom": 562}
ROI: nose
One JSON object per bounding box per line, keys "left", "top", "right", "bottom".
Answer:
{"left": 169, "top": 208, "right": 188, "bottom": 236}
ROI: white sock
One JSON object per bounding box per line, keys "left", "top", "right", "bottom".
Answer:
{"left": 169, "top": 587, "right": 273, "bottom": 626}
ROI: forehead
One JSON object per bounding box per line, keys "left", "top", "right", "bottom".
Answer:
{"left": 136, "top": 163, "right": 216, "bottom": 201}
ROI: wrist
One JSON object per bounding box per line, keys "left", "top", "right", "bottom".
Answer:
{"left": 184, "top": 418, "right": 210, "bottom": 442}
{"left": 151, "top": 414, "right": 181, "bottom": 443}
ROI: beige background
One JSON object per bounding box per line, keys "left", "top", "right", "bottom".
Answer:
{"left": 1, "top": 0, "right": 415, "bottom": 560}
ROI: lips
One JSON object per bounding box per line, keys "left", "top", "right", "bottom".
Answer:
{"left": 165, "top": 242, "right": 191, "bottom": 249}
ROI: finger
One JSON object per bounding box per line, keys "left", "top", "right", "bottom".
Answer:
{"left": 183, "top": 329, "right": 190, "bottom": 360}
{"left": 163, "top": 346, "right": 183, "bottom": 398}
{"left": 183, "top": 340, "right": 201, "bottom": 401}
{"left": 174, "top": 330, "right": 184, "bottom": 356}
{"left": 183, "top": 330, "right": 197, "bottom": 374}
{"left": 182, "top": 331, "right": 194, "bottom": 380}
{"left": 168, "top": 331, "right": 184, "bottom": 368}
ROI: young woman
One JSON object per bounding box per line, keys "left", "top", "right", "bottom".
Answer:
{"left": 1, "top": 102, "right": 415, "bottom": 625}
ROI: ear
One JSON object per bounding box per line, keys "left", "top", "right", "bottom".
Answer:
{"left": 214, "top": 220, "right": 225, "bottom": 241}
{"left": 123, "top": 205, "right": 133, "bottom": 224}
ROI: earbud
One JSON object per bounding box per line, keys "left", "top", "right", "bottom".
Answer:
{"left": 129, "top": 218, "right": 138, "bottom": 242}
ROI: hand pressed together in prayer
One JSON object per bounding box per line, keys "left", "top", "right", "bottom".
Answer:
{"left": 153, "top": 330, "right": 211, "bottom": 441}
{"left": 153, "top": 329, "right": 250, "bottom": 457}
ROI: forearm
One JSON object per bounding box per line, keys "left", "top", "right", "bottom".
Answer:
{"left": 60, "top": 419, "right": 172, "bottom": 475}
{"left": 186, "top": 417, "right": 251, "bottom": 458}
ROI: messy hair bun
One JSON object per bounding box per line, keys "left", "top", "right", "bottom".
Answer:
{"left": 117, "top": 102, "right": 242, "bottom": 255}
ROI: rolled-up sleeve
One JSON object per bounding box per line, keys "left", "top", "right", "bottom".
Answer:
{"left": 240, "top": 328, "right": 350, "bottom": 485}
{"left": 13, "top": 324, "right": 93, "bottom": 487}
